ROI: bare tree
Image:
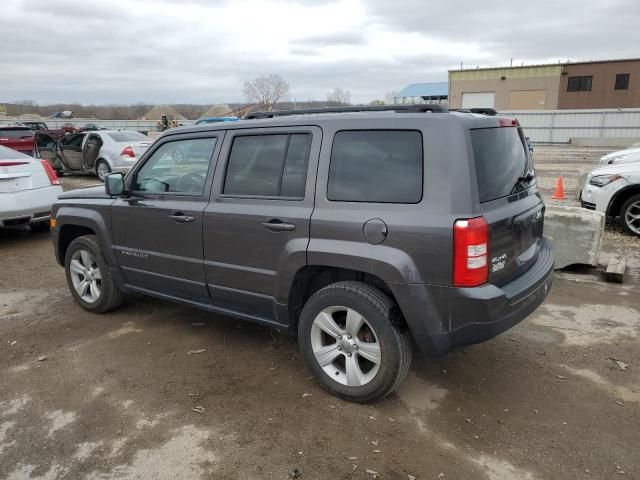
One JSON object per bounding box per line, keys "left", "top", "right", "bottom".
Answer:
{"left": 385, "top": 91, "right": 399, "bottom": 105}
{"left": 243, "top": 74, "right": 290, "bottom": 110}
{"left": 327, "top": 88, "right": 351, "bottom": 105}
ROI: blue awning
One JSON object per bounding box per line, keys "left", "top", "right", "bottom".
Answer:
{"left": 397, "top": 82, "right": 448, "bottom": 98}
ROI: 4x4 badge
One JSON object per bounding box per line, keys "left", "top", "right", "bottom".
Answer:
{"left": 491, "top": 253, "right": 508, "bottom": 272}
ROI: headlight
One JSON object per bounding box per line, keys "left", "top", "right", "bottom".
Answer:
{"left": 589, "top": 174, "right": 621, "bottom": 187}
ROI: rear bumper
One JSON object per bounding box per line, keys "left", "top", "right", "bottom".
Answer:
{"left": 392, "top": 238, "right": 554, "bottom": 357}
{"left": 0, "top": 186, "right": 62, "bottom": 227}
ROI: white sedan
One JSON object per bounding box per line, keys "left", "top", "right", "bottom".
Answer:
{"left": 0, "top": 145, "right": 63, "bottom": 232}
{"left": 581, "top": 161, "right": 640, "bottom": 237}
{"left": 35, "top": 130, "right": 151, "bottom": 181}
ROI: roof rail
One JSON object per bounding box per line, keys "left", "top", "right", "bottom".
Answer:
{"left": 244, "top": 103, "right": 447, "bottom": 120}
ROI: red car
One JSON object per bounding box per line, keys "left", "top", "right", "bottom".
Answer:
{"left": 0, "top": 126, "right": 35, "bottom": 156}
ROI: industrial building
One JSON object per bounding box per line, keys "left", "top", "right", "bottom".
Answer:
{"left": 394, "top": 82, "right": 448, "bottom": 104}
{"left": 448, "top": 58, "right": 640, "bottom": 110}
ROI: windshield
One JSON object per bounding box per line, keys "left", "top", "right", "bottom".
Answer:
{"left": 108, "top": 132, "right": 148, "bottom": 142}
{"left": 470, "top": 126, "right": 533, "bottom": 203}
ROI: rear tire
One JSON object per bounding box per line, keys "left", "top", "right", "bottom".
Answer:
{"left": 298, "top": 281, "right": 412, "bottom": 403}
{"left": 95, "top": 159, "right": 111, "bottom": 182}
{"left": 619, "top": 194, "right": 640, "bottom": 237}
{"left": 65, "top": 235, "right": 124, "bottom": 313}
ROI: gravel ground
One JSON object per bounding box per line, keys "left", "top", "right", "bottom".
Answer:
{"left": 0, "top": 145, "right": 638, "bottom": 480}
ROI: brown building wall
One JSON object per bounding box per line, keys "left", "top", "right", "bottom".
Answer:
{"left": 448, "top": 66, "right": 561, "bottom": 110}
{"left": 557, "top": 60, "right": 640, "bottom": 109}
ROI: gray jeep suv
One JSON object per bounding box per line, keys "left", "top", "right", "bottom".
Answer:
{"left": 51, "top": 105, "right": 554, "bottom": 402}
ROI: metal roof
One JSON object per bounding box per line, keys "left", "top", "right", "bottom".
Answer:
{"left": 397, "top": 82, "right": 448, "bottom": 98}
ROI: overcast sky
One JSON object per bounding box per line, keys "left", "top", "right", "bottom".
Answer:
{"left": 2, "top": 0, "right": 638, "bottom": 105}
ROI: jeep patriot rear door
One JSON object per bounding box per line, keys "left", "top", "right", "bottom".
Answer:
{"left": 110, "top": 133, "right": 222, "bottom": 303}
{"left": 203, "top": 126, "right": 321, "bottom": 325}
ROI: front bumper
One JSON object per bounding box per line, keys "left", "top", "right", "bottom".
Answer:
{"left": 391, "top": 238, "right": 555, "bottom": 357}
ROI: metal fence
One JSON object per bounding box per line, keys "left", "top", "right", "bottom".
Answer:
{"left": 499, "top": 108, "right": 640, "bottom": 144}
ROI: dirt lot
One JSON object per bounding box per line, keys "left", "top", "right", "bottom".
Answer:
{"left": 1, "top": 146, "right": 639, "bottom": 479}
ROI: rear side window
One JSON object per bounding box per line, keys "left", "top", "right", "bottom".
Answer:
{"left": 224, "top": 133, "right": 311, "bottom": 198}
{"left": 471, "top": 127, "right": 529, "bottom": 203}
{"left": 108, "top": 132, "right": 148, "bottom": 142}
{"left": 327, "top": 130, "right": 423, "bottom": 203}
{"left": 0, "top": 128, "right": 33, "bottom": 138}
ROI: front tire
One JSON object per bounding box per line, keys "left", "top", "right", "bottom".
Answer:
{"left": 620, "top": 194, "right": 640, "bottom": 237}
{"left": 298, "top": 281, "right": 412, "bottom": 403}
{"left": 95, "top": 159, "right": 111, "bottom": 182}
{"left": 65, "top": 235, "right": 123, "bottom": 313}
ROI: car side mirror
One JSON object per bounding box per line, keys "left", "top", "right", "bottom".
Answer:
{"left": 105, "top": 172, "right": 125, "bottom": 196}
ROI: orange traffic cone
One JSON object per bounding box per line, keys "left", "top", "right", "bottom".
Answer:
{"left": 551, "top": 176, "right": 566, "bottom": 200}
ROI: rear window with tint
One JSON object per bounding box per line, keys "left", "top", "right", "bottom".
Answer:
{"left": 108, "top": 132, "right": 148, "bottom": 142}
{"left": 470, "top": 127, "right": 529, "bottom": 203}
{"left": 328, "top": 130, "right": 423, "bottom": 203}
{"left": 0, "top": 128, "right": 34, "bottom": 139}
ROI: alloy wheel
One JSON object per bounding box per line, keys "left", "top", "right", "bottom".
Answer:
{"left": 310, "top": 306, "right": 381, "bottom": 387}
{"left": 97, "top": 161, "right": 110, "bottom": 181}
{"left": 69, "top": 249, "right": 102, "bottom": 303}
{"left": 624, "top": 200, "right": 640, "bottom": 235}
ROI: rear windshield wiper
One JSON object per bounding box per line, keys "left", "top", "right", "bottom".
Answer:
{"left": 510, "top": 171, "right": 535, "bottom": 194}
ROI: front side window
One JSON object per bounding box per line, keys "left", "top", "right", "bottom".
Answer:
{"left": 134, "top": 137, "right": 216, "bottom": 194}
{"left": 223, "top": 133, "right": 311, "bottom": 197}
{"left": 615, "top": 73, "right": 630, "bottom": 90}
{"left": 327, "top": 130, "right": 423, "bottom": 203}
{"left": 567, "top": 76, "right": 593, "bottom": 92}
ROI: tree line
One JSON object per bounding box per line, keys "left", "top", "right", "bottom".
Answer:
{"left": 3, "top": 74, "right": 398, "bottom": 119}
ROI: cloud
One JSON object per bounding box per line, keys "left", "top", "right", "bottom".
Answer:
{"left": 293, "top": 32, "right": 367, "bottom": 47}
{"left": 0, "top": 0, "right": 636, "bottom": 105}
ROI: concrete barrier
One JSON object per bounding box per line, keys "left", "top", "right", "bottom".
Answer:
{"left": 570, "top": 137, "right": 640, "bottom": 148}
{"left": 543, "top": 205, "right": 605, "bottom": 269}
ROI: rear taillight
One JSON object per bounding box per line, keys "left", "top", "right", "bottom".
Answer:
{"left": 120, "top": 146, "right": 135, "bottom": 157}
{"left": 0, "top": 161, "right": 29, "bottom": 167}
{"left": 499, "top": 117, "right": 519, "bottom": 127}
{"left": 453, "top": 216, "right": 489, "bottom": 287}
{"left": 40, "top": 160, "right": 60, "bottom": 185}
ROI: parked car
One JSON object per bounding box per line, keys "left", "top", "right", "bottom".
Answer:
{"left": 0, "top": 125, "right": 35, "bottom": 156}
{"left": 50, "top": 105, "right": 554, "bottom": 402}
{"left": 598, "top": 147, "right": 640, "bottom": 167}
{"left": 61, "top": 123, "right": 81, "bottom": 133}
{"left": 20, "top": 121, "right": 50, "bottom": 131}
{"left": 0, "top": 145, "right": 62, "bottom": 231}
{"left": 35, "top": 130, "right": 151, "bottom": 181}
{"left": 83, "top": 123, "right": 105, "bottom": 131}
{"left": 581, "top": 162, "right": 640, "bottom": 236}
{"left": 194, "top": 116, "right": 239, "bottom": 125}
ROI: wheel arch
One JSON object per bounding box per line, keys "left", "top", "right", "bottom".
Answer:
{"left": 607, "top": 185, "right": 640, "bottom": 217}
{"left": 55, "top": 207, "right": 114, "bottom": 267}
{"left": 285, "top": 265, "right": 405, "bottom": 333}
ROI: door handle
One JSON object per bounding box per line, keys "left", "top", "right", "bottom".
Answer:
{"left": 261, "top": 220, "right": 296, "bottom": 232}
{"left": 169, "top": 213, "right": 195, "bottom": 223}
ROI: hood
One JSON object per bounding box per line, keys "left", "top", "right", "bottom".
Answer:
{"left": 590, "top": 162, "right": 640, "bottom": 177}
{"left": 58, "top": 184, "right": 109, "bottom": 199}
{"left": 601, "top": 147, "right": 640, "bottom": 160}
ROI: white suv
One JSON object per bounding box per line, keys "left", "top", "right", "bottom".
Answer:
{"left": 581, "top": 162, "right": 640, "bottom": 237}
